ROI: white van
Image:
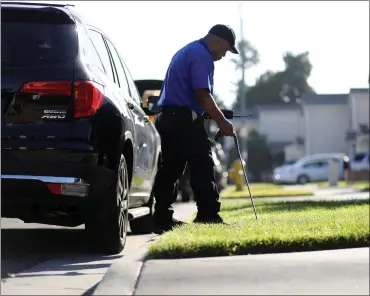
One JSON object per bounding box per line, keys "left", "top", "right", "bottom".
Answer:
{"left": 273, "top": 153, "right": 348, "bottom": 184}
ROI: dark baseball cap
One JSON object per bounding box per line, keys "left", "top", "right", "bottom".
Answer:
{"left": 209, "top": 24, "right": 239, "bottom": 54}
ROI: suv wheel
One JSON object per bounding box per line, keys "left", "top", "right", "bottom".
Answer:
{"left": 86, "top": 155, "right": 129, "bottom": 254}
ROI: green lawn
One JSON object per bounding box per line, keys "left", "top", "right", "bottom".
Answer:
{"left": 221, "top": 184, "right": 314, "bottom": 199}
{"left": 147, "top": 199, "right": 370, "bottom": 259}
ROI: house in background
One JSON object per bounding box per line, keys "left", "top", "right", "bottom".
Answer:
{"left": 227, "top": 103, "right": 306, "bottom": 163}
{"left": 226, "top": 104, "right": 305, "bottom": 163}
{"left": 227, "top": 87, "right": 369, "bottom": 165}
{"left": 301, "top": 93, "right": 350, "bottom": 156}
{"left": 223, "top": 108, "right": 259, "bottom": 153}
{"left": 256, "top": 104, "right": 305, "bottom": 161}
{"left": 346, "top": 88, "right": 369, "bottom": 154}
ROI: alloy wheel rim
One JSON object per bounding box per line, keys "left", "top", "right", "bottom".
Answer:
{"left": 117, "top": 160, "right": 129, "bottom": 241}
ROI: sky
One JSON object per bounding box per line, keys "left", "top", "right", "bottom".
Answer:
{"left": 18, "top": 1, "right": 370, "bottom": 108}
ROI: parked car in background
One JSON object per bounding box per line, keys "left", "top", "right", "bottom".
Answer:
{"left": 273, "top": 153, "right": 349, "bottom": 184}
{"left": 1, "top": 2, "right": 161, "bottom": 254}
{"left": 273, "top": 159, "right": 298, "bottom": 174}
{"left": 350, "top": 151, "right": 370, "bottom": 171}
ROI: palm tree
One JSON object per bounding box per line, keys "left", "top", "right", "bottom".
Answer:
{"left": 230, "top": 39, "right": 260, "bottom": 71}
{"left": 230, "top": 39, "right": 260, "bottom": 108}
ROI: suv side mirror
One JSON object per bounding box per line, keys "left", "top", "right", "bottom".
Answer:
{"left": 142, "top": 95, "right": 160, "bottom": 115}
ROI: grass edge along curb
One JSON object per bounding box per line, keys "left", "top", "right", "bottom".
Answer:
{"left": 147, "top": 238, "right": 369, "bottom": 260}
{"left": 220, "top": 188, "right": 314, "bottom": 199}
{"left": 147, "top": 199, "right": 370, "bottom": 260}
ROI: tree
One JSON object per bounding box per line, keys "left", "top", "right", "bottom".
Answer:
{"left": 246, "top": 130, "right": 273, "bottom": 181}
{"left": 233, "top": 51, "right": 316, "bottom": 109}
{"left": 230, "top": 39, "right": 260, "bottom": 72}
{"left": 279, "top": 51, "right": 315, "bottom": 102}
{"left": 227, "top": 129, "right": 273, "bottom": 181}
{"left": 230, "top": 39, "right": 260, "bottom": 106}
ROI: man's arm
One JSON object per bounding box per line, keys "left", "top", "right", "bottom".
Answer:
{"left": 194, "top": 89, "right": 225, "bottom": 123}
{"left": 189, "top": 52, "right": 234, "bottom": 136}
{"left": 189, "top": 55, "right": 226, "bottom": 124}
{"left": 195, "top": 90, "right": 234, "bottom": 136}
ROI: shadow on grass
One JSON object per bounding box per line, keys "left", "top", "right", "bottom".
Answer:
{"left": 221, "top": 199, "right": 370, "bottom": 214}
{"left": 221, "top": 193, "right": 314, "bottom": 200}
{"left": 359, "top": 187, "right": 370, "bottom": 192}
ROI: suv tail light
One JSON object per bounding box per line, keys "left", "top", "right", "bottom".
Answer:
{"left": 73, "top": 81, "right": 104, "bottom": 118}
{"left": 20, "top": 81, "right": 104, "bottom": 118}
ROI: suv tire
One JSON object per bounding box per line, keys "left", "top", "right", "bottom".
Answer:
{"left": 85, "top": 155, "right": 129, "bottom": 254}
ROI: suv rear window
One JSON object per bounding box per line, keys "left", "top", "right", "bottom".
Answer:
{"left": 1, "top": 7, "right": 78, "bottom": 66}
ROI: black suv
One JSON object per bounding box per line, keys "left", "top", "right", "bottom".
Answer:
{"left": 1, "top": 2, "right": 161, "bottom": 254}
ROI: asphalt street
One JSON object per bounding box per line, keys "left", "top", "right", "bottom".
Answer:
{"left": 1, "top": 201, "right": 195, "bottom": 295}
{"left": 1, "top": 218, "right": 154, "bottom": 294}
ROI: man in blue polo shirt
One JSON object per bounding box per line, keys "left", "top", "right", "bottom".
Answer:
{"left": 152, "top": 24, "right": 239, "bottom": 234}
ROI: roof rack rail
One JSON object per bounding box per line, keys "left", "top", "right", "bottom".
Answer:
{"left": 1, "top": 2, "right": 75, "bottom": 8}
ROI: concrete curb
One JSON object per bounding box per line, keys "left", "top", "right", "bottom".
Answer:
{"left": 92, "top": 201, "right": 195, "bottom": 295}
{"left": 92, "top": 244, "right": 150, "bottom": 296}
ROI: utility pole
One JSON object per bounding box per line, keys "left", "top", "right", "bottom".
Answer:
{"left": 239, "top": 2, "right": 248, "bottom": 162}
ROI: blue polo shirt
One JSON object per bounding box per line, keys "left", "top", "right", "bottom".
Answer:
{"left": 158, "top": 38, "right": 214, "bottom": 114}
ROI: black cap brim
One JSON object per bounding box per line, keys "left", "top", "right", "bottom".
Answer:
{"left": 230, "top": 44, "right": 239, "bottom": 54}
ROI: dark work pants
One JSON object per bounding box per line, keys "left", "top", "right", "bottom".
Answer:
{"left": 152, "top": 107, "right": 221, "bottom": 223}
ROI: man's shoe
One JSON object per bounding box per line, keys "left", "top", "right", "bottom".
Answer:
{"left": 193, "top": 213, "right": 226, "bottom": 224}
{"left": 153, "top": 218, "right": 186, "bottom": 235}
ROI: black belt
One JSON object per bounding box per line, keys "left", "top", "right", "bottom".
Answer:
{"left": 160, "top": 105, "right": 202, "bottom": 121}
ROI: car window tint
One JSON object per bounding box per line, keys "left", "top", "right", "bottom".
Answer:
{"left": 303, "top": 162, "right": 318, "bottom": 168}
{"left": 105, "top": 38, "right": 131, "bottom": 98}
{"left": 2, "top": 12, "right": 78, "bottom": 66}
{"left": 77, "top": 26, "right": 105, "bottom": 73}
{"left": 88, "top": 29, "right": 115, "bottom": 82}
{"left": 120, "top": 60, "right": 142, "bottom": 106}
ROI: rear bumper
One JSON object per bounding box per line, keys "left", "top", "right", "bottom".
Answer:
{"left": 1, "top": 175, "right": 89, "bottom": 207}
{"left": 1, "top": 152, "right": 116, "bottom": 208}
{"left": 2, "top": 173, "right": 89, "bottom": 197}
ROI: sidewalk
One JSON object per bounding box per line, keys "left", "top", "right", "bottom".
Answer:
{"left": 93, "top": 192, "right": 369, "bottom": 296}
{"left": 93, "top": 247, "right": 369, "bottom": 295}
{"left": 135, "top": 248, "right": 369, "bottom": 295}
